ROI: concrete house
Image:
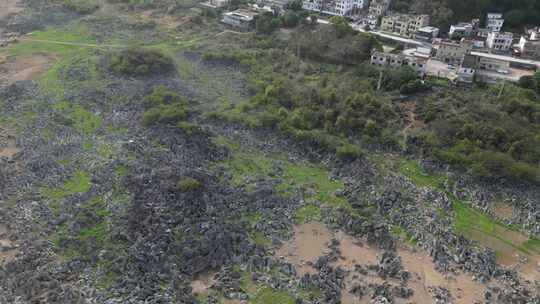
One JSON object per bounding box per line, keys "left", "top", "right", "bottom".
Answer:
{"left": 486, "top": 32, "right": 513, "bottom": 52}
{"left": 370, "top": 51, "right": 427, "bottom": 76}
{"left": 221, "top": 9, "right": 258, "bottom": 30}
{"left": 380, "top": 13, "right": 430, "bottom": 38}
{"left": 433, "top": 39, "right": 473, "bottom": 65}
{"left": 518, "top": 28, "right": 540, "bottom": 60}
{"left": 302, "top": 0, "right": 368, "bottom": 16}
{"left": 486, "top": 13, "right": 504, "bottom": 32}
{"left": 457, "top": 54, "right": 477, "bottom": 83}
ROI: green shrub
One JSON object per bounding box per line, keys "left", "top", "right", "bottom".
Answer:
{"left": 142, "top": 87, "right": 189, "bottom": 126}
{"left": 109, "top": 48, "right": 175, "bottom": 76}
{"left": 63, "top": 0, "right": 100, "bottom": 14}
{"left": 143, "top": 104, "right": 187, "bottom": 126}
{"left": 336, "top": 144, "right": 364, "bottom": 161}
{"left": 176, "top": 177, "right": 202, "bottom": 192}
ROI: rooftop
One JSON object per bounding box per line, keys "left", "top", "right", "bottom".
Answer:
{"left": 461, "top": 54, "right": 477, "bottom": 68}
{"left": 223, "top": 9, "right": 259, "bottom": 20}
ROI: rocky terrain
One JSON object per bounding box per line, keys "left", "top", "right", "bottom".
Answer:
{"left": 0, "top": 1, "right": 539, "bottom": 304}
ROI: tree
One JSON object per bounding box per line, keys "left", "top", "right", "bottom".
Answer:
{"left": 256, "top": 12, "right": 280, "bottom": 34}
{"left": 329, "top": 16, "right": 354, "bottom": 38}
{"left": 518, "top": 75, "right": 537, "bottom": 91}
{"left": 286, "top": 0, "right": 303, "bottom": 11}
{"left": 281, "top": 11, "right": 300, "bottom": 28}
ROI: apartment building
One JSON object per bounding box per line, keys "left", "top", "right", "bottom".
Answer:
{"left": 415, "top": 26, "right": 439, "bottom": 41}
{"left": 433, "top": 39, "right": 473, "bottom": 65}
{"left": 486, "top": 13, "right": 504, "bottom": 32}
{"left": 486, "top": 31, "right": 513, "bottom": 52}
{"left": 449, "top": 23, "right": 473, "bottom": 39}
{"left": 518, "top": 29, "right": 540, "bottom": 60}
{"left": 365, "top": 0, "right": 391, "bottom": 27}
{"left": 457, "top": 54, "right": 477, "bottom": 83}
{"left": 221, "top": 9, "right": 258, "bottom": 30}
{"left": 368, "top": 0, "right": 390, "bottom": 17}
{"left": 302, "top": 0, "right": 368, "bottom": 16}
{"left": 380, "top": 13, "right": 430, "bottom": 38}
{"left": 370, "top": 51, "right": 427, "bottom": 76}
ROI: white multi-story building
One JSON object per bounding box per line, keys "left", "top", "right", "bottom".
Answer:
{"left": 370, "top": 51, "right": 428, "bottom": 76}
{"left": 380, "top": 13, "right": 430, "bottom": 38}
{"left": 486, "top": 13, "right": 504, "bottom": 32}
{"left": 302, "top": 0, "right": 368, "bottom": 16}
{"left": 486, "top": 31, "right": 513, "bottom": 51}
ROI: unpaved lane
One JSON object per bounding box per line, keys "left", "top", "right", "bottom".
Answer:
{"left": 0, "top": 0, "right": 23, "bottom": 21}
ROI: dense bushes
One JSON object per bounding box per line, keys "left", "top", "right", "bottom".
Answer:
{"left": 109, "top": 48, "right": 175, "bottom": 77}
{"left": 391, "top": 0, "right": 540, "bottom": 31}
{"left": 290, "top": 24, "right": 381, "bottom": 65}
{"left": 416, "top": 85, "right": 540, "bottom": 184}
{"left": 176, "top": 177, "right": 202, "bottom": 192}
{"left": 63, "top": 0, "right": 100, "bottom": 14}
{"left": 142, "top": 86, "right": 190, "bottom": 126}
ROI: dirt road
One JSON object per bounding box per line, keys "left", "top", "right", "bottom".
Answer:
{"left": 0, "top": 0, "right": 23, "bottom": 21}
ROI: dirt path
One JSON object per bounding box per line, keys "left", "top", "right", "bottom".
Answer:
{"left": 400, "top": 101, "right": 425, "bottom": 133}
{"left": 18, "top": 37, "right": 125, "bottom": 49}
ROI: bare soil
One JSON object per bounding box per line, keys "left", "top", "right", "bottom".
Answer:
{"left": 400, "top": 101, "right": 426, "bottom": 133}
{"left": 277, "top": 223, "right": 506, "bottom": 304}
{"left": 492, "top": 201, "right": 514, "bottom": 220}
{"left": 0, "top": 53, "right": 56, "bottom": 85}
{"left": 0, "top": 0, "right": 23, "bottom": 21}
{"left": 190, "top": 272, "right": 217, "bottom": 296}
{"left": 0, "top": 224, "right": 18, "bottom": 266}
{"left": 276, "top": 222, "right": 332, "bottom": 276}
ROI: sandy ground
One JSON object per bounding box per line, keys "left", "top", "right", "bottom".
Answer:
{"left": 0, "top": 224, "right": 18, "bottom": 266}
{"left": 0, "top": 53, "right": 57, "bottom": 85}
{"left": 276, "top": 222, "right": 516, "bottom": 304}
{"left": 190, "top": 272, "right": 217, "bottom": 296}
{"left": 0, "top": 0, "right": 23, "bottom": 21}
{"left": 276, "top": 222, "right": 332, "bottom": 276}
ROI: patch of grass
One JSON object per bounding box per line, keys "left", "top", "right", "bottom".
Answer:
{"left": 176, "top": 177, "right": 202, "bottom": 192}
{"left": 41, "top": 170, "right": 92, "bottom": 201}
{"left": 53, "top": 101, "right": 102, "bottom": 135}
{"left": 217, "top": 142, "right": 353, "bottom": 212}
{"left": 399, "top": 159, "right": 539, "bottom": 257}
{"left": 294, "top": 204, "right": 322, "bottom": 223}
{"left": 249, "top": 231, "right": 270, "bottom": 247}
{"left": 250, "top": 287, "right": 295, "bottom": 304}
{"left": 79, "top": 222, "right": 108, "bottom": 243}
{"left": 243, "top": 212, "right": 264, "bottom": 227}
{"left": 212, "top": 135, "right": 241, "bottom": 152}
{"left": 8, "top": 24, "right": 96, "bottom": 57}
{"left": 390, "top": 225, "right": 417, "bottom": 245}
{"left": 399, "top": 160, "right": 446, "bottom": 188}
{"left": 278, "top": 162, "right": 347, "bottom": 208}
{"left": 40, "top": 49, "right": 102, "bottom": 99}
{"left": 115, "top": 164, "right": 128, "bottom": 177}
{"left": 520, "top": 239, "right": 540, "bottom": 254}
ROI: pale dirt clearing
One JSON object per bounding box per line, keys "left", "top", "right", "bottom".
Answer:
{"left": 0, "top": 0, "right": 23, "bottom": 21}
{"left": 276, "top": 222, "right": 332, "bottom": 276}
{"left": 0, "top": 53, "right": 57, "bottom": 85}
{"left": 191, "top": 272, "right": 217, "bottom": 296}
{"left": 276, "top": 222, "right": 508, "bottom": 304}
{"left": 0, "top": 224, "right": 18, "bottom": 266}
